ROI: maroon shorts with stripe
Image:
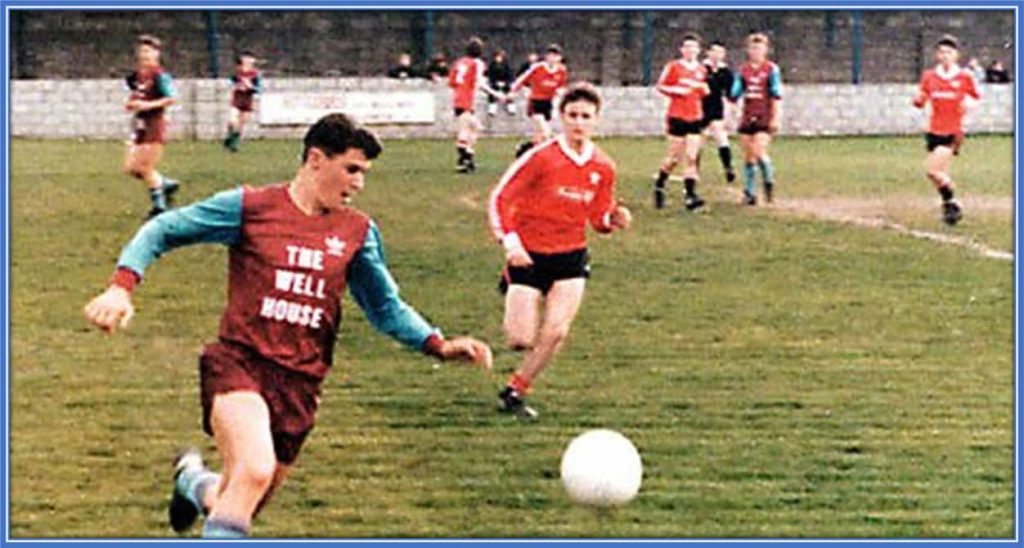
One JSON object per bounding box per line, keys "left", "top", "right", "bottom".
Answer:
{"left": 199, "top": 341, "right": 322, "bottom": 465}
{"left": 132, "top": 115, "right": 166, "bottom": 145}
{"left": 232, "top": 92, "right": 255, "bottom": 113}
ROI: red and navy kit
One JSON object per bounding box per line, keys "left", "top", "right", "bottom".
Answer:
{"left": 914, "top": 64, "right": 981, "bottom": 151}
{"left": 730, "top": 61, "right": 783, "bottom": 135}
{"left": 230, "top": 68, "right": 263, "bottom": 113}
{"left": 126, "top": 66, "right": 177, "bottom": 144}
{"left": 449, "top": 56, "right": 488, "bottom": 114}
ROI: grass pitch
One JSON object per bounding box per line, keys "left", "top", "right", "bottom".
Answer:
{"left": 8, "top": 134, "right": 1015, "bottom": 537}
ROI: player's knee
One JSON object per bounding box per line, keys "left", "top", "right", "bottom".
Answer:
{"left": 538, "top": 324, "right": 570, "bottom": 347}
{"left": 231, "top": 456, "right": 277, "bottom": 493}
{"left": 503, "top": 327, "right": 535, "bottom": 351}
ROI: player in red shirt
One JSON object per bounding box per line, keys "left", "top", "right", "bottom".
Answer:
{"left": 912, "top": 35, "right": 981, "bottom": 225}
{"left": 448, "top": 36, "right": 505, "bottom": 173}
{"left": 488, "top": 83, "right": 632, "bottom": 419}
{"left": 123, "top": 34, "right": 181, "bottom": 219}
{"left": 511, "top": 44, "right": 569, "bottom": 158}
{"left": 84, "top": 114, "right": 492, "bottom": 538}
{"left": 223, "top": 51, "right": 263, "bottom": 153}
{"left": 729, "top": 33, "right": 784, "bottom": 205}
{"left": 653, "top": 33, "right": 711, "bottom": 212}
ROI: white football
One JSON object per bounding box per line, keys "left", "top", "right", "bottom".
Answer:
{"left": 560, "top": 429, "right": 643, "bottom": 507}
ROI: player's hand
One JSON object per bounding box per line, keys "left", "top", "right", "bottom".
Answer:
{"left": 439, "top": 337, "right": 493, "bottom": 369}
{"left": 610, "top": 205, "right": 632, "bottom": 230}
{"left": 124, "top": 100, "right": 141, "bottom": 112}
{"left": 83, "top": 285, "right": 135, "bottom": 334}
{"left": 506, "top": 248, "right": 534, "bottom": 268}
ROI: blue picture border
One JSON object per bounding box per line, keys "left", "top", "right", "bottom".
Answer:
{"left": 0, "top": 1, "right": 1019, "bottom": 546}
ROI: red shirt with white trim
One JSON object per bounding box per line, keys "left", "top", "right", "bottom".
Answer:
{"left": 512, "top": 62, "right": 568, "bottom": 101}
{"left": 449, "top": 56, "right": 487, "bottom": 111}
{"left": 914, "top": 65, "right": 981, "bottom": 136}
{"left": 488, "top": 136, "right": 617, "bottom": 255}
{"left": 656, "top": 59, "right": 709, "bottom": 121}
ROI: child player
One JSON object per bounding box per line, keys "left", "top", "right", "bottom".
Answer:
{"left": 510, "top": 44, "right": 569, "bottom": 158}
{"left": 702, "top": 40, "right": 736, "bottom": 184}
{"left": 488, "top": 83, "right": 632, "bottom": 419}
{"left": 123, "top": 34, "right": 180, "bottom": 219}
{"left": 653, "top": 33, "right": 710, "bottom": 212}
{"left": 83, "top": 113, "right": 493, "bottom": 538}
{"left": 449, "top": 36, "right": 506, "bottom": 173}
{"left": 912, "top": 35, "right": 981, "bottom": 226}
{"left": 730, "top": 32, "right": 783, "bottom": 205}
{"left": 223, "top": 51, "right": 263, "bottom": 153}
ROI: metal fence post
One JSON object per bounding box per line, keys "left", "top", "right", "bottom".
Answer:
{"left": 205, "top": 11, "right": 219, "bottom": 78}
{"left": 642, "top": 11, "right": 654, "bottom": 85}
{"left": 851, "top": 10, "right": 863, "bottom": 84}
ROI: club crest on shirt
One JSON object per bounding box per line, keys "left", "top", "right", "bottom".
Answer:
{"left": 590, "top": 172, "right": 601, "bottom": 186}
{"left": 325, "top": 236, "right": 347, "bottom": 257}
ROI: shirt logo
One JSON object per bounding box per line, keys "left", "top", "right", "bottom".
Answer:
{"left": 590, "top": 172, "right": 602, "bottom": 186}
{"left": 325, "top": 236, "right": 347, "bottom": 257}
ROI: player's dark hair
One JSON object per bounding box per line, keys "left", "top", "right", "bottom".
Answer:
{"left": 710, "top": 40, "right": 726, "bottom": 49}
{"left": 747, "top": 32, "right": 770, "bottom": 46}
{"left": 236, "top": 50, "right": 255, "bottom": 64}
{"left": 302, "top": 113, "right": 383, "bottom": 163}
{"left": 936, "top": 35, "right": 960, "bottom": 50}
{"left": 559, "top": 82, "right": 602, "bottom": 113}
{"left": 681, "top": 33, "right": 702, "bottom": 47}
{"left": 137, "top": 34, "right": 162, "bottom": 50}
{"left": 466, "top": 36, "right": 484, "bottom": 58}
{"left": 546, "top": 43, "right": 563, "bottom": 55}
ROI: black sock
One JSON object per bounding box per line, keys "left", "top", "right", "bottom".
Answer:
{"left": 718, "top": 146, "right": 733, "bottom": 171}
{"left": 655, "top": 169, "right": 669, "bottom": 187}
{"left": 457, "top": 147, "right": 468, "bottom": 163}
{"left": 684, "top": 178, "right": 696, "bottom": 197}
{"left": 939, "top": 185, "right": 955, "bottom": 202}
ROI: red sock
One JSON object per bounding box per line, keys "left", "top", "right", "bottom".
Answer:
{"left": 507, "top": 373, "right": 532, "bottom": 394}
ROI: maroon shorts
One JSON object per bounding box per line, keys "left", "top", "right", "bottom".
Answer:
{"left": 132, "top": 115, "right": 166, "bottom": 145}
{"left": 232, "top": 92, "right": 255, "bottom": 113}
{"left": 738, "top": 116, "right": 772, "bottom": 136}
{"left": 199, "top": 341, "right": 323, "bottom": 465}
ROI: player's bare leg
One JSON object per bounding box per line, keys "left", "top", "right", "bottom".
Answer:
{"left": 500, "top": 279, "right": 586, "bottom": 419}
{"left": 707, "top": 120, "right": 736, "bottom": 183}
{"left": 654, "top": 136, "right": 686, "bottom": 209}
{"left": 755, "top": 132, "right": 775, "bottom": 203}
{"left": 455, "top": 112, "right": 481, "bottom": 173}
{"left": 224, "top": 107, "right": 244, "bottom": 152}
{"left": 516, "top": 115, "right": 552, "bottom": 158}
{"left": 681, "top": 133, "right": 705, "bottom": 211}
{"left": 203, "top": 391, "right": 278, "bottom": 538}
{"left": 739, "top": 134, "right": 759, "bottom": 205}
{"left": 925, "top": 145, "right": 962, "bottom": 225}
{"left": 503, "top": 284, "right": 542, "bottom": 350}
{"left": 124, "top": 143, "right": 177, "bottom": 217}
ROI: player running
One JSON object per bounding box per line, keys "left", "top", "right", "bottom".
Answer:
{"left": 653, "top": 33, "right": 710, "bottom": 212}
{"left": 449, "top": 36, "right": 505, "bottom": 173}
{"left": 123, "top": 34, "right": 181, "bottom": 219}
{"left": 488, "top": 83, "right": 632, "bottom": 419}
{"left": 510, "top": 44, "right": 568, "bottom": 158}
{"left": 912, "top": 35, "right": 981, "bottom": 226}
{"left": 83, "top": 113, "right": 492, "bottom": 538}
{"left": 223, "top": 51, "right": 263, "bottom": 153}
{"left": 730, "top": 32, "right": 783, "bottom": 205}
{"left": 702, "top": 40, "right": 736, "bottom": 184}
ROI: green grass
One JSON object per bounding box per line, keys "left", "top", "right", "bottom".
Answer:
{"left": 9, "top": 135, "right": 1014, "bottom": 538}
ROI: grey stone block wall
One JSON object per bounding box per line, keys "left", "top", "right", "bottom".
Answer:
{"left": 11, "top": 77, "right": 1013, "bottom": 141}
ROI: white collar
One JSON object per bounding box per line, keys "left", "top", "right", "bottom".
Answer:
{"left": 936, "top": 64, "right": 962, "bottom": 80}
{"left": 557, "top": 135, "right": 594, "bottom": 167}
{"left": 542, "top": 62, "right": 559, "bottom": 73}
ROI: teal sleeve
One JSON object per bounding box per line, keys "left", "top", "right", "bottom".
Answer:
{"left": 157, "top": 73, "right": 177, "bottom": 99}
{"left": 117, "top": 188, "right": 243, "bottom": 278}
{"left": 769, "top": 66, "right": 783, "bottom": 99}
{"left": 347, "top": 221, "right": 440, "bottom": 351}
{"left": 729, "top": 73, "right": 745, "bottom": 100}
{"left": 254, "top": 74, "right": 264, "bottom": 94}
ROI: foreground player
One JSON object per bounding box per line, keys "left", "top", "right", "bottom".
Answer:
{"left": 653, "top": 33, "right": 710, "bottom": 212}
{"left": 488, "top": 83, "right": 632, "bottom": 418}
{"left": 449, "top": 36, "right": 505, "bottom": 173}
{"left": 912, "top": 35, "right": 980, "bottom": 226}
{"left": 83, "top": 113, "right": 492, "bottom": 538}
{"left": 223, "top": 51, "right": 263, "bottom": 153}
{"left": 123, "top": 34, "right": 181, "bottom": 219}
{"left": 511, "top": 44, "right": 568, "bottom": 158}
{"left": 730, "top": 33, "right": 783, "bottom": 205}
{"left": 702, "top": 41, "right": 736, "bottom": 183}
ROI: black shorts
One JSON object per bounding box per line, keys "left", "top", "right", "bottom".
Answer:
{"left": 527, "top": 99, "right": 554, "bottom": 121}
{"left": 499, "top": 248, "right": 590, "bottom": 295}
{"left": 702, "top": 107, "right": 725, "bottom": 125}
{"left": 667, "top": 117, "right": 706, "bottom": 137}
{"left": 926, "top": 133, "right": 962, "bottom": 154}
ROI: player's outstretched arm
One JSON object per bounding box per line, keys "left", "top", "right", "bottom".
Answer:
{"left": 347, "top": 221, "right": 492, "bottom": 369}
{"left": 82, "top": 188, "right": 244, "bottom": 334}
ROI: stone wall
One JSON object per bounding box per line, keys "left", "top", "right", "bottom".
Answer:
{"left": 10, "top": 10, "right": 1015, "bottom": 84}
{"left": 11, "top": 77, "right": 1013, "bottom": 140}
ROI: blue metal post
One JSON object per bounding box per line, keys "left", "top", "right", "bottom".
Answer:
{"left": 205, "top": 11, "right": 219, "bottom": 78}
{"left": 424, "top": 11, "right": 435, "bottom": 60}
{"left": 642, "top": 11, "right": 654, "bottom": 85}
{"left": 851, "top": 10, "right": 863, "bottom": 84}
